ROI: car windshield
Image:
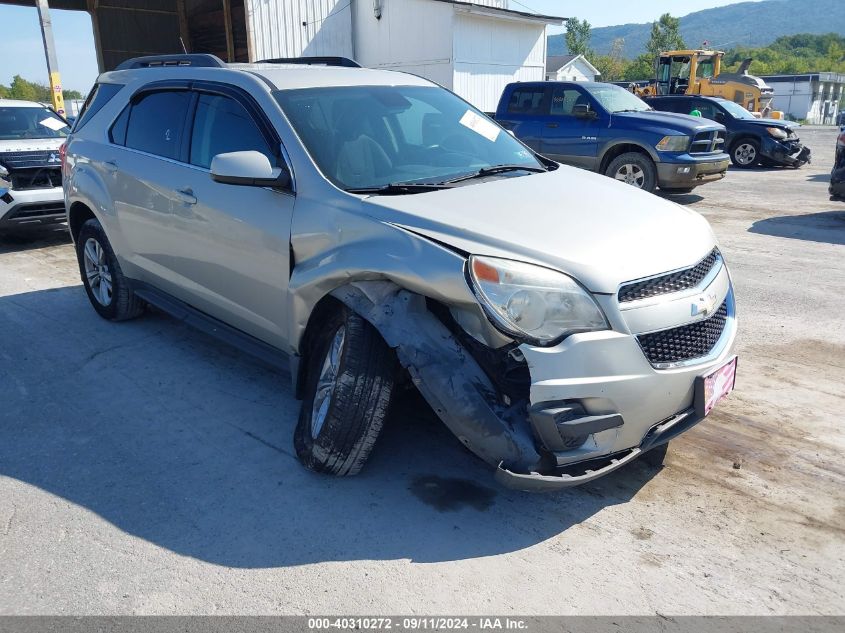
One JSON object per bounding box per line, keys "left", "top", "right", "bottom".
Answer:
{"left": 719, "top": 100, "right": 756, "bottom": 120}
{"left": 274, "top": 85, "right": 541, "bottom": 190}
{"left": 0, "top": 106, "right": 70, "bottom": 140}
{"left": 585, "top": 84, "right": 651, "bottom": 113}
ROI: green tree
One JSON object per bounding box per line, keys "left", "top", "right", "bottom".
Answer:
{"left": 9, "top": 75, "right": 40, "bottom": 101}
{"left": 646, "top": 13, "right": 685, "bottom": 59}
{"left": 623, "top": 54, "right": 657, "bottom": 81}
{"left": 0, "top": 84, "right": 9, "bottom": 99}
{"left": 592, "top": 38, "right": 627, "bottom": 81}
{"left": 565, "top": 17, "right": 593, "bottom": 57}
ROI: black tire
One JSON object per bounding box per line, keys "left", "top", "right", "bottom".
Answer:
{"left": 294, "top": 306, "right": 397, "bottom": 476}
{"left": 661, "top": 187, "right": 695, "bottom": 195}
{"left": 641, "top": 442, "right": 669, "bottom": 468}
{"left": 605, "top": 152, "right": 657, "bottom": 193}
{"left": 76, "top": 218, "right": 145, "bottom": 321}
{"left": 730, "top": 138, "right": 761, "bottom": 168}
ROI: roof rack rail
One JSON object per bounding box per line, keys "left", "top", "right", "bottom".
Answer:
{"left": 115, "top": 54, "right": 226, "bottom": 70}
{"left": 255, "top": 56, "right": 362, "bottom": 68}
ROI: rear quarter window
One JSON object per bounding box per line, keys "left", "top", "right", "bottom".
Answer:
{"left": 72, "top": 83, "right": 123, "bottom": 132}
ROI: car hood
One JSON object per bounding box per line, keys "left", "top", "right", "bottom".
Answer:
{"left": 743, "top": 118, "right": 798, "bottom": 130}
{"left": 361, "top": 166, "right": 716, "bottom": 294}
{"left": 613, "top": 110, "right": 723, "bottom": 133}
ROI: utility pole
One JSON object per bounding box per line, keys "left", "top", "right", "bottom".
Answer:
{"left": 35, "top": 0, "right": 66, "bottom": 117}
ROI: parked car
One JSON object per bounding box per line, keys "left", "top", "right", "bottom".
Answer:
{"left": 64, "top": 54, "right": 738, "bottom": 490}
{"left": 646, "top": 95, "right": 811, "bottom": 169}
{"left": 0, "top": 98, "right": 69, "bottom": 232}
{"left": 494, "top": 81, "right": 730, "bottom": 195}
{"left": 831, "top": 126, "right": 845, "bottom": 200}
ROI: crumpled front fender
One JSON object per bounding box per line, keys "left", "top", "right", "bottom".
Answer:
{"left": 331, "top": 280, "right": 542, "bottom": 473}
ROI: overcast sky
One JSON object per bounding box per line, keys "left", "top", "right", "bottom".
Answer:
{"left": 0, "top": 0, "right": 763, "bottom": 93}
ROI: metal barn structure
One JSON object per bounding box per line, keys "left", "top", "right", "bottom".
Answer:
{"left": 2, "top": 0, "right": 563, "bottom": 112}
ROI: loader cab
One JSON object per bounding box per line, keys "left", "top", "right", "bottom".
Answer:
{"left": 656, "top": 51, "right": 724, "bottom": 96}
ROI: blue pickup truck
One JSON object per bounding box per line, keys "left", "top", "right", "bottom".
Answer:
{"left": 494, "top": 81, "right": 730, "bottom": 194}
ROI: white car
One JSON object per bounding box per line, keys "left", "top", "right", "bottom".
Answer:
{"left": 0, "top": 99, "right": 69, "bottom": 232}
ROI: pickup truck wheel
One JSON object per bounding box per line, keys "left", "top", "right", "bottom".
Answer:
{"left": 605, "top": 152, "right": 657, "bottom": 193}
{"left": 731, "top": 138, "right": 760, "bottom": 168}
{"left": 76, "top": 218, "right": 145, "bottom": 321}
{"left": 294, "top": 306, "right": 397, "bottom": 476}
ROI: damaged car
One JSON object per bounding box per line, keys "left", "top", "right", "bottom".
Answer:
{"left": 646, "top": 95, "right": 811, "bottom": 169}
{"left": 63, "top": 54, "right": 738, "bottom": 490}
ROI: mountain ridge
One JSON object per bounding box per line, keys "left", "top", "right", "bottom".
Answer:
{"left": 548, "top": 0, "right": 845, "bottom": 58}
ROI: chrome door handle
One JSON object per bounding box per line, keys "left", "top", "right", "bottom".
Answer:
{"left": 175, "top": 188, "right": 197, "bottom": 205}
{"left": 103, "top": 160, "right": 118, "bottom": 172}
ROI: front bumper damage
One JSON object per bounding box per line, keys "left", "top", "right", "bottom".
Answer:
{"left": 762, "top": 136, "right": 811, "bottom": 167}
{"left": 333, "top": 273, "right": 736, "bottom": 492}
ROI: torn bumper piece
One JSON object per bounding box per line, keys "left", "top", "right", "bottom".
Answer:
{"left": 331, "top": 281, "right": 707, "bottom": 492}
{"left": 497, "top": 407, "right": 703, "bottom": 491}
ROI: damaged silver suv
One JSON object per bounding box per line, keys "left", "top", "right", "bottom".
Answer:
{"left": 64, "top": 55, "right": 737, "bottom": 490}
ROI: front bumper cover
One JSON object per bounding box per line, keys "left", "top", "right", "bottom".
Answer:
{"left": 333, "top": 278, "right": 735, "bottom": 491}
{"left": 656, "top": 157, "right": 729, "bottom": 189}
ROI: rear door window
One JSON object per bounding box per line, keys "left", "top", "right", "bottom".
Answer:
{"left": 507, "top": 88, "right": 547, "bottom": 115}
{"left": 124, "top": 90, "right": 192, "bottom": 160}
{"left": 188, "top": 93, "right": 274, "bottom": 169}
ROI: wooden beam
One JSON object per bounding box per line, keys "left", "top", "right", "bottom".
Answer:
{"left": 222, "top": 0, "right": 235, "bottom": 63}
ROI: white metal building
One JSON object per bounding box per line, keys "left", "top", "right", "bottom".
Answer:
{"left": 244, "top": 0, "right": 564, "bottom": 112}
{"left": 545, "top": 54, "right": 601, "bottom": 82}
{"left": 760, "top": 73, "right": 845, "bottom": 125}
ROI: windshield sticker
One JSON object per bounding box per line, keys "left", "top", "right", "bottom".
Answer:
{"left": 39, "top": 117, "right": 66, "bottom": 131}
{"left": 459, "top": 110, "right": 500, "bottom": 143}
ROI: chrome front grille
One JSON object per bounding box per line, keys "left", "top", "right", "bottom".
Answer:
{"left": 0, "top": 150, "right": 61, "bottom": 169}
{"left": 618, "top": 248, "right": 720, "bottom": 303}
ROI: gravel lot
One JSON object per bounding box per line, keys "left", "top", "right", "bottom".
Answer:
{"left": 1, "top": 126, "right": 843, "bottom": 616}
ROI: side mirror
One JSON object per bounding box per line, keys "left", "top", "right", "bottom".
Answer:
{"left": 210, "top": 150, "right": 290, "bottom": 188}
{"left": 573, "top": 104, "right": 596, "bottom": 119}
{"left": 0, "top": 165, "right": 10, "bottom": 196}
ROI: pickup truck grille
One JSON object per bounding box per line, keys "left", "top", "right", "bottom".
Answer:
{"left": 0, "top": 150, "right": 62, "bottom": 169}
{"left": 637, "top": 300, "right": 728, "bottom": 365}
{"left": 690, "top": 131, "right": 725, "bottom": 154}
{"left": 618, "top": 248, "right": 720, "bottom": 303}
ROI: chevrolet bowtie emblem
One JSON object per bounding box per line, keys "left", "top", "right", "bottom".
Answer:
{"left": 692, "top": 291, "right": 719, "bottom": 317}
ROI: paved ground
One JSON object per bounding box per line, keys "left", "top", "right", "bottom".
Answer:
{"left": 1, "top": 127, "right": 843, "bottom": 616}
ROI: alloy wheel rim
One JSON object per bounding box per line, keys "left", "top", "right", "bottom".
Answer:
{"left": 83, "top": 238, "right": 113, "bottom": 307}
{"left": 736, "top": 143, "right": 756, "bottom": 165}
{"left": 310, "top": 325, "right": 346, "bottom": 438}
{"left": 614, "top": 164, "right": 645, "bottom": 188}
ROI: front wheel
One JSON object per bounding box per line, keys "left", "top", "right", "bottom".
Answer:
{"left": 730, "top": 138, "right": 760, "bottom": 168}
{"left": 605, "top": 152, "right": 657, "bottom": 193}
{"left": 294, "top": 306, "right": 397, "bottom": 476}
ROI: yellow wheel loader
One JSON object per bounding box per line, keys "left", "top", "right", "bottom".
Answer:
{"left": 634, "top": 50, "right": 782, "bottom": 119}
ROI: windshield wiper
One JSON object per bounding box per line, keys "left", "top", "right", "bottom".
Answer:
{"left": 615, "top": 108, "right": 650, "bottom": 113}
{"left": 345, "top": 182, "right": 453, "bottom": 195}
{"left": 444, "top": 164, "right": 547, "bottom": 184}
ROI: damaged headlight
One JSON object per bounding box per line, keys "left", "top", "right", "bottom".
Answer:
{"left": 466, "top": 255, "right": 608, "bottom": 346}
{"left": 766, "top": 127, "right": 788, "bottom": 140}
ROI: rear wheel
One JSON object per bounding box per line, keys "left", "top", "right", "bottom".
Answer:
{"left": 605, "top": 152, "right": 657, "bottom": 193}
{"left": 294, "top": 306, "right": 397, "bottom": 476}
{"left": 76, "top": 218, "right": 144, "bottom": 321}
{"left": 730, "top": 138, "right": 760, "bottom": 168}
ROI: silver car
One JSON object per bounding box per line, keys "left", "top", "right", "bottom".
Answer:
{"left": 64, "top": 55, "right": 737, "bottom": 490}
